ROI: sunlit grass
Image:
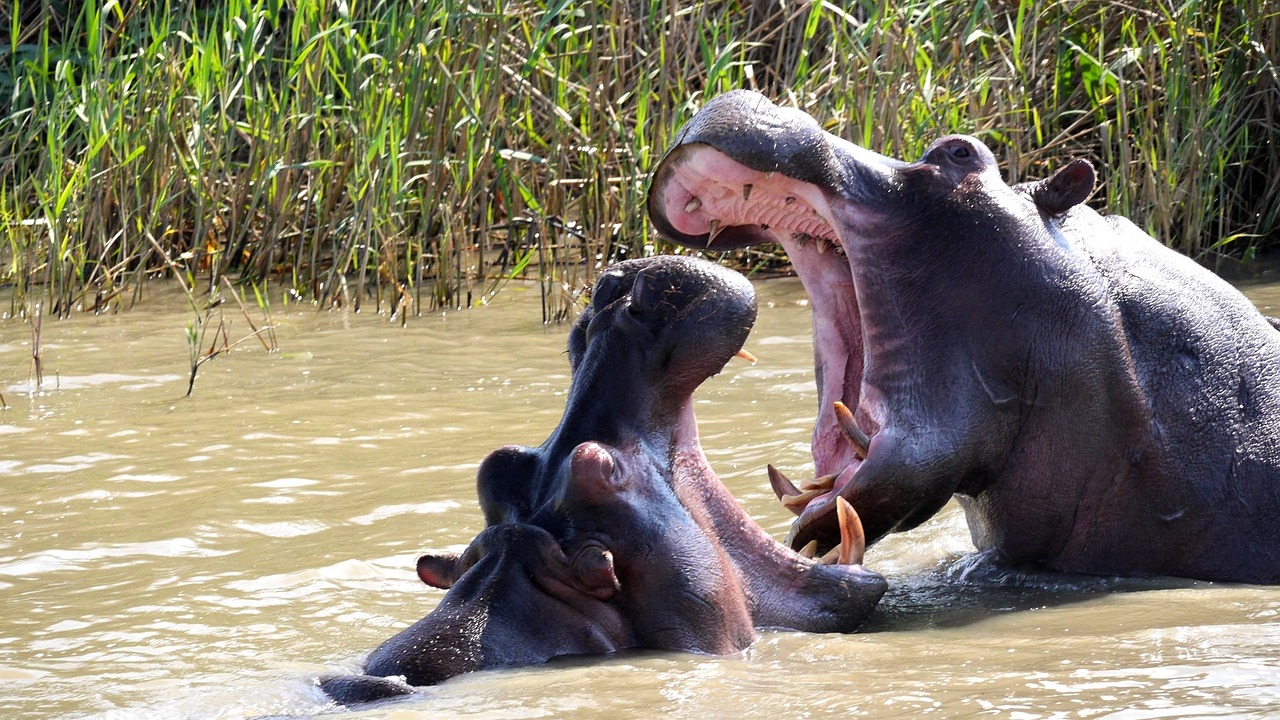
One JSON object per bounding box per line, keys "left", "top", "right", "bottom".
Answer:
{"left": 2, "top": 0, "right": 1276, "bottom": 322}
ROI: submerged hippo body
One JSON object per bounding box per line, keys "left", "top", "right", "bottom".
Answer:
{"left": 648, "top": 90, "right": 1280, "bottom": 584}
{"left": 321, "top": 256, "right": 885, "bottom": 705}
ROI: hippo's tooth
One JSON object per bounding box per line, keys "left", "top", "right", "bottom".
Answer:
{"left": 685, "top": 197, "right": 702, "bottom": 213}
{"left": 707, "top": 219, "right": 722, "bottom": 246}
{"left": 833, "top": 401, "right": 870, "bottom": 459}
{"left": 785, "top": 196, "right": 796, "bottom": 205}
{"left": 800, "top": 473, "right": 837, "bottom": 492}
{"left": 781, "top": 487, "right": 830, "bottom": 510}
{"left": 816, "top": 238, "right": 828, "bottom": 254}
{"left": 742, "top": 184, "right": 753, "bottom": 202}
{"left": 799, "top": 540, "right": 819, "bottom": 559}
{"left": 767, "top": 464, "right": 802, "bottom": 499}
{"left": 819, "top": 544, "right": 841, "bottom": 565}
{"left": 836, "top": 496, "right": 865, "bottom": 565}
{"left": 735, "top": 348, "right": 758, "bottom": 364}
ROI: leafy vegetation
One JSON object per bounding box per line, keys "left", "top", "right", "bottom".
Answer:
{"left": 2, "top": 0, "right": 1277, "bottom": 322}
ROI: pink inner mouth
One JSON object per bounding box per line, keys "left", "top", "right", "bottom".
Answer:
{"left": 657, "top": 144, "right": 878, "bottom": 548}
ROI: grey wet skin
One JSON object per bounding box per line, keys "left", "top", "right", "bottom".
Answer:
{"left": 648, "top": 89, "right": 1280, "bottom": 585}
{"left": 321, "top": 255, "right": 886, "bottom": 706}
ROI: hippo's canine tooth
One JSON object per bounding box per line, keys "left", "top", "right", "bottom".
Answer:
{"left": 707, "top": 219, "right": 723, "bottom": 246}
{"left": 836, "top": 496, "right": 865, "bottom": 565}
{"left": 832, "top": 401, "right": 870, "bottom": 459}
{"left": 735, "top": 348, "right": 758, "bottom": 364}
{"left": 799, "top": 540, "right": 819, "bottom": 559}
{"left": 767, "top": 464, "right": 802, "bottom": 499}
{"left": 685, "top": 197, "right": 702, "bottom": 213}
{"left": 801, "top": 473, "right": 838, "bottom": 492}
{"left": 781, "top": 487, "right": 830, "bottom": 510}
{"left": 816, "top": 501, "right": 865, "bottom": 565}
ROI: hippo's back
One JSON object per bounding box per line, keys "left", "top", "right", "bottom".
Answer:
{"left": 1075, "top": 211, "right": 1280, "bottom": 580}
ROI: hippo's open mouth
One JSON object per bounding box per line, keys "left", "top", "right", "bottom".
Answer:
{"left": 649, "top": 91, "right": 917, "bottom": 553}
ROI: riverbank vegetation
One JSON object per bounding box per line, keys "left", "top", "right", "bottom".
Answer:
{"left": 3, "top": 0, "right": 1277, "bottom": 322}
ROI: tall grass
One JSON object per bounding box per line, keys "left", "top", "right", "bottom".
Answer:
{"left": 2, "top": 0, "right": 1277, "bottom": 322}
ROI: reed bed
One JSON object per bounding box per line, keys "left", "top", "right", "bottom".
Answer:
{"left": 2, "top": 0, "right": 1276, "bottom": 323}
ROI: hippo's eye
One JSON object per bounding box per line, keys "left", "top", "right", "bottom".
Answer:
{"left": 950, "top": 145, "right": 971, "bottom": 159}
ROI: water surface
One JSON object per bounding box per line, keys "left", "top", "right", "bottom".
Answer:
{"left": 2, "top": 276, "right": 1279, "bottom": 719}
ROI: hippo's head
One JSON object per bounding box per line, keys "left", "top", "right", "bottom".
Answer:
{"left": 647, "top": 89, "right": 1280, "bottom": 588}
{"left": 647, "top": 91, "right": 1103, "bottom": 557}
{"left": 323, "top": 256, "right": 886, "bottom": 704}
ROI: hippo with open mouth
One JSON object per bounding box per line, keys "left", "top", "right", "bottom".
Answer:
{"left": 320, "top": 255, "right": 887, "bottom": 705}
{"left": 647, "top": 90, "right": 1280, "bottom": 584}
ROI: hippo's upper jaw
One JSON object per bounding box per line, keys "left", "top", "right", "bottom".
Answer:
{"left": 648, "top": 91, "right": 1280, "bottom": 584}
{"left": 323, "top": 255, "right": 886, "bottom": 705}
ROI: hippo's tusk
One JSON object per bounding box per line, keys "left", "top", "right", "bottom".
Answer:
{"left": 767, "top": 464, "right": 802, "bottom": 499}
{"left": 772, "top": 467, "right": 840, "bottom": 512}
{"left": 799, "top": 540, "right": 819, "bottom": 559}
{"left": 735, "top": 348, "right": 758, "bottom": 364}
{"left": 818, "top": 497, "right": 866, "bottom": 565}
{"left": 685, "top": 197, "right": 702, "bottom": 213}
{"left": 781, "top": 487, "right": 830, "bottom": 510}
{"left": 836, "top": 496, "right": 865, "bottom": 565}
{"left": 707, "top": 219, "right": 723, "bottom": 246}
{"left": 800, "top": 473, "right": 837, "bottom": 492}
{"left": 832, "top": 401, "right": 871, "bottom": 459}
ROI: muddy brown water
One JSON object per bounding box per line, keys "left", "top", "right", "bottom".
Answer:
{"left": 2, "top": 274, "right": 1279, "bottom": 719}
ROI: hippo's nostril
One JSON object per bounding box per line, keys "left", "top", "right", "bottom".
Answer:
{"left": 628, "top": 268, "right": 667, "bottom": 320}
{"left": 592, "top": 271, "right": 629, "bottom": 312}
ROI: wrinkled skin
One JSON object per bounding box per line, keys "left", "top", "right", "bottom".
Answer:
{"left": 321, "top": 256, "right": 886, "bottom": 705}
{"left": 647, "top": 90, "right": 1280, "bottom": 584}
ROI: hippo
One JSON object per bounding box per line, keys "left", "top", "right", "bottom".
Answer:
{"left": 647, "top": 90, "right": 1280, "bottom": 584}
{"left": 320, "top": 255, "right": 886, "bottom": 705}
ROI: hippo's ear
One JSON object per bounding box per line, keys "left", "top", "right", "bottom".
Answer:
{"left": 571, "top": 543, "right": 621, "bottom": 600}
{"left": 417, "top": 552, "right": 465, "bottom": 589}
{"left": 476, "top": 445, "right": 541, "bottom": 526}
{"left": 1031, "top": 159, "right": 1096, "bottom": 215}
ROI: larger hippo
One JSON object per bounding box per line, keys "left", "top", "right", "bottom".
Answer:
{"left": 321, "top": 255, "right": 885, "bottom": 705}
{"left": 648, "top": 90, "right": 1280, "bottom": 584}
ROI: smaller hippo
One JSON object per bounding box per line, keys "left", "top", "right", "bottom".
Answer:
{"left": 647, "top": 90, "right": 1280, "bottom": 585}
{"left": 321, "top": 256, "right": 886, "bottom": 705}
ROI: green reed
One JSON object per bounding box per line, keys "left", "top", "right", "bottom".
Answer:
{"left": 1, "top": 0, "right": 1276, "bottom": 322}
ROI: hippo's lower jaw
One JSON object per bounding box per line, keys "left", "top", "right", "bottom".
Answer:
{"left": 321, "top": 256, "right": 887, "bottom": 705}
{"left": 649, "top": 91, "right": 1280, "bottom": 583}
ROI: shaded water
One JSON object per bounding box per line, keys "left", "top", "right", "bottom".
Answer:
{"left": 2, "top": 275, "right": 1279, "bottom": 719}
